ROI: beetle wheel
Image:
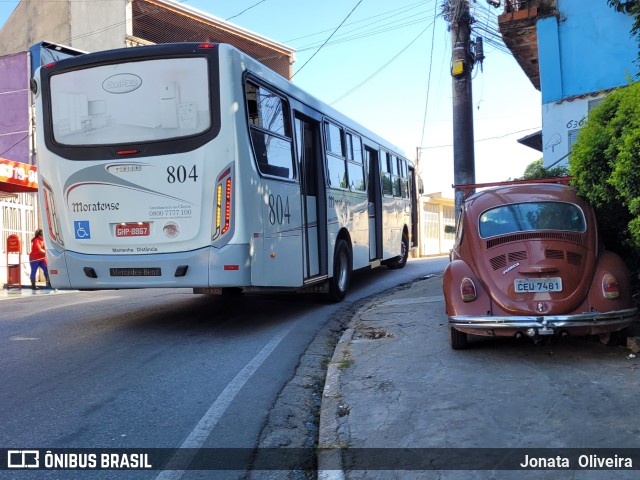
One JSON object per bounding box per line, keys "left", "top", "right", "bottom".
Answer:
{"left": 598, "top": 328, "right": 627, "bottom": 346}
{"left": 328, "top": 239, "right": 352, "bottom": 302}
{"left": 449, "top": 326, "right": 468, "bottom": 350}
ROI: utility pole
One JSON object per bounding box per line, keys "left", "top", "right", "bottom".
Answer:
{"left": 447, "top": 0, "right": 476, "bottom": 218}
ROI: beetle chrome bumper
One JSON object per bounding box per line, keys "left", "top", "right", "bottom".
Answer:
{"left": 450, "top": 308, "right": 638, "bottom": 335}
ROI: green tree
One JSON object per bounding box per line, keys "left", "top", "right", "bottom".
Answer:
{"left": 520, "top": 158, "right": 569, "bottom": 179}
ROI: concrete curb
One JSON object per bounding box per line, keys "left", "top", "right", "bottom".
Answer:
{"left": 317, "top": 299, "right": 379, "bottom": 480}
{"left": 317, "top": 275, "right": 440, "bottom": 478}
{"left": 317, "top": 326, "right": 352, "bottom": 480}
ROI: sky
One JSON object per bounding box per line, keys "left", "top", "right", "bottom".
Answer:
{"left": 0, "top": 0, "right": 543, "bottom": 196}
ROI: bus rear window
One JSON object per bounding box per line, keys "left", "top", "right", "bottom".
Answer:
{"left": 49, "top": 57, "right": 211, "bottom": 146}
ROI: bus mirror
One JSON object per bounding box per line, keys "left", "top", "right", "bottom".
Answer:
{"left": 418, "top": 178, "right": 424, "bottom": 195}
{"left": 444, "top": 225, "right": 456, "bottom": 234}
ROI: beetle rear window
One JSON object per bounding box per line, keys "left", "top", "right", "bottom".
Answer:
{"left": 479, "top": 202, "right": 586, "bottom": 238}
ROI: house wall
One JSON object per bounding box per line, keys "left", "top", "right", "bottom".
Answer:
{"left": 419, "top": 195, "right": 455, "bottom": 257}
{"left": 0, "top": 1, "right": 72, "bottom": 56}
{"left": 538, "top": 0, "right": 636, "bottom": 167}
{"left": 70, "top": 0, "right": 129, "bottom": 52}
{"left": 0, "top": 52, "right": 29, "bottom": 165}
{"left": 539, "top": 0, "right": 635, "bottom": 104}
{"left": 0, "top": 0, "right": 128, "bottom": 55}
{"left": 0, "top": 193, "right": 40, "bottom": 287}
{"left": 541, "top": 93, "right": 606, "bottom": 168}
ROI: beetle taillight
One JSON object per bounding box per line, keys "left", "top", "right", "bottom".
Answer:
{"left": 602, "top": 273, "right": 620, "bottom": 299}
{"left": 461, "top": 277, "right": 477, "bottom": 302}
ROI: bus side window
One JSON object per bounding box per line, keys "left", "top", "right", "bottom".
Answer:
{"left": 381, "top": 152, "right": 393, "bottom": 196}
{"left": 400, "top": 158, "right": 409, "bottom": 198}
{"left": 346, "top": 133, "right": 365, "bottom": 192}
{"left": 246, "top": 83, "right": 260, "bottom": 126}
{"left": 325, "top": 121, "right": 347, "bottom": 189}
{"left": 245, "top": 80, "right": 294, "bottom": 180}
{"left": 392, "top": 156, "right": 402, "bottom": 197}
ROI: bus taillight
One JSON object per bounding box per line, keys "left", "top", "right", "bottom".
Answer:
{"left": 213, "top": 165, "right": 233, "bottom": 242}
{"left": 222, "top": 177, "right": 232, "bottom": 234}
{"left": 42, "top": 181, "right": 64, "bottom": 246}
{"left": 216, "top": 184, "right": 223, "bottom": 231}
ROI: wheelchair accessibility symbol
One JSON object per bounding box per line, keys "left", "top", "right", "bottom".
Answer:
{"left": 74, "top": 221, "right": 91, "bottom": 240}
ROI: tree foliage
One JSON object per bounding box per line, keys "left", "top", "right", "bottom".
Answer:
{"left": 520, "top": 158, "right": 569, "bottom": 180}
{"left": 569, "top": 82, "right": 640, "bottom": 267}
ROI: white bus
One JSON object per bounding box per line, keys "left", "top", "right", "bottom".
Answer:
{"left": 33, "top": 43, "right": 418, "bottom": 301}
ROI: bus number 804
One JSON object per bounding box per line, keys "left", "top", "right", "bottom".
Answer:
{"left": 268, "top": 194, "right": 290, "bottom": 225}
{"left": 167, "top": 165, "right": 198, "bottom": 183}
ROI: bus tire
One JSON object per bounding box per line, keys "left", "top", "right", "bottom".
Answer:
{"left": 386, "top": 231, "right": 409, "bottom": 270}
{"left": 328, "top": 239, "right": 352, "bottom": 302}
{"left": 221, "top": 287, "right": 243, "bottom": 296}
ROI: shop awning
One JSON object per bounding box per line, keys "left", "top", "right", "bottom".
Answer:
{"left": 0, "top": 158, "right": 38, "bottom": 193}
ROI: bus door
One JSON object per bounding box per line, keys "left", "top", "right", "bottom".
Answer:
{"left": 408, "top": 165, "right": 419, "bottom": 249}
{"left": 365, "top": 146, "right": 383, "bottom": 261}
{"left": 294, "top": 114, "right": 327, "bottom": 281}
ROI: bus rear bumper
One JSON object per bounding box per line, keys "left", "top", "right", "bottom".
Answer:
{"left": 48, "top": 244, "right": 251, "bottom": 290}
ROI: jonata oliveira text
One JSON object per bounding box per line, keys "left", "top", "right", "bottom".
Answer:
{"left": 520, "top": 454, "right": 632, "bottom": 469}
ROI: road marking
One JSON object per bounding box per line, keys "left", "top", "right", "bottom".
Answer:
{"left": 154, "top": 323, "right": 295, "bottom": 480}
{"left": 0, "top": 295, "right": 124, "bottom": 321}
{"left": 35, "top": 296, "right": 123, "bottom": 313}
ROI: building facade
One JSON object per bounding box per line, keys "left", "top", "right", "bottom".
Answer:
{"left": 0, "top": 0, "right": 295, "bottom": 77}
{"left": 420, "top": 193, "right": 455, "bottom": 257}
{"left": 498, "top": 0, "right": 636, "bottom": 167}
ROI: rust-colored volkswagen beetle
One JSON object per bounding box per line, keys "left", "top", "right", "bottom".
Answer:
{"left": 443, "top": 180, "right": 638, "bottom": 349}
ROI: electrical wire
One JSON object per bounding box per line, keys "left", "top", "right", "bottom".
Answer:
{"left": 421, "top": 126, "right": 542, "bottom": 149}
{"left": 284, "top": 0, "right": 432, "bottom": 43}
{"left": 291, "top": 2, "right": 437, "bottom": 50}
{"left": 292, "top": 0, "right": 363, "bottom": 78}
{"left": 419, "top": 0, "right": 441, "bottom": 152}
{"left": 0, "top": 133, "right": 28, "bottom": 158}
{"left": 225, "top": 0, "right": 267, "bottom": 21}
{"left": 294, "top": 13, "right": 437, "bottom": 52}
{"left": 331, "top": 18, "right": 438, "bottom": 104}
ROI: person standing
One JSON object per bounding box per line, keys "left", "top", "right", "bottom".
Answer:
{"left": 29, "top": 229, "right": 50, "bottom": 289}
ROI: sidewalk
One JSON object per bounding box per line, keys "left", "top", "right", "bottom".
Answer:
{"left": 1, "top": 283, "right": 67, "bottom": 300}
{"left": 319, "top": 273, "right": 447, "bottom": 478}
{"left": 317, "top": 274, "right": 640, "bottom": 480}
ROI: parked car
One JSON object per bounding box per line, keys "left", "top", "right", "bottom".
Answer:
{"left": 443, "top": 180, "right": 638, "bottom": 349}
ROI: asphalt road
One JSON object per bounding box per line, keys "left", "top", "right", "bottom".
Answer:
{"left": 0, "top": 256, "right": 449, "bottom": 480}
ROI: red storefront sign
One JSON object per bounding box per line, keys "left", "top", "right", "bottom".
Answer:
{"left": 0, "top": 158, "right": 38, "bottom": 193}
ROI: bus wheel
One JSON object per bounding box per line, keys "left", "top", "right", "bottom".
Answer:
{"left": 221, "top": 287, "right": 243, "bottom": 296}
{"left": 328, "top": 239, "right": 352, "bottom": 302}
{"left": 386, "top": 231, "right": 409, "bottom": 270}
